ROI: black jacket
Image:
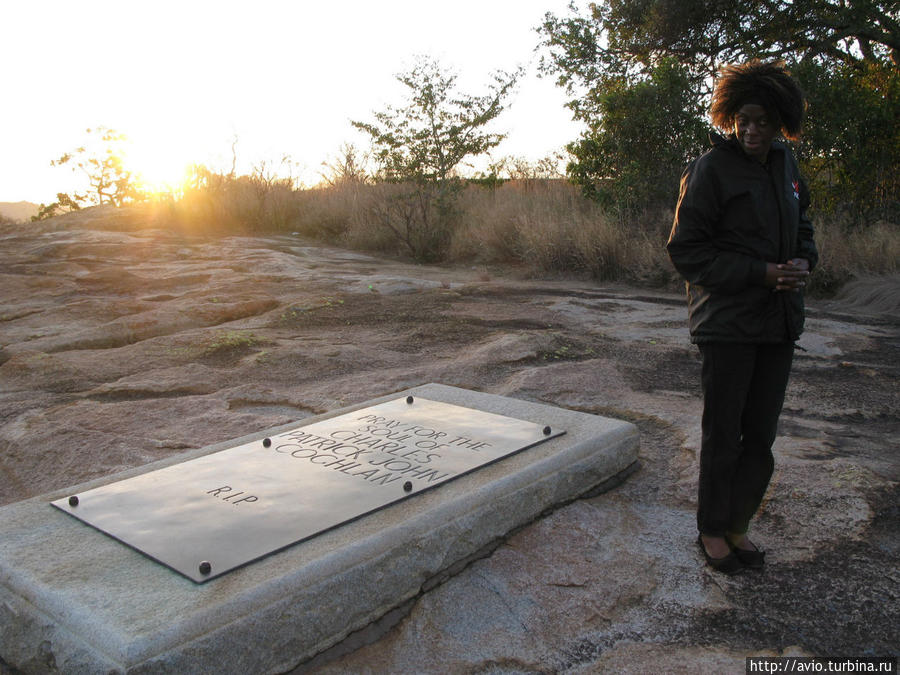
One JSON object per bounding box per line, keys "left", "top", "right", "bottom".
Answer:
{"left": 667, "top": 134, "right": 818, "bottom": 343}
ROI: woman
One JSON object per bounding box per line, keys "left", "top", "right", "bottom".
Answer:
{"left": 667, "top": 60, "right": 818, "bottom": 574}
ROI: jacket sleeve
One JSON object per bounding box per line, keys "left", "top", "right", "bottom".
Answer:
{"left": 795, "top": 174, "right": 819, "bottom": 270}
{"left": 666, "top": 158, "right": 767, "bottom": 294}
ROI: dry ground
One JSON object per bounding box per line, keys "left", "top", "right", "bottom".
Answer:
{"left": 1, "top": 208, "right": 897, "bottom": 673}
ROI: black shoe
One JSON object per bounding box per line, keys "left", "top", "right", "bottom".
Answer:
{"left": 731, "top": 539, "right": 765, "bottom": 569}
{"left": 697, "top": 535, "right": 744, "bottom": 575}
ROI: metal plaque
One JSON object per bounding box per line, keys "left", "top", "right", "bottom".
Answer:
{"left": 51, "top": 397, "right": 565, "bottom": 582}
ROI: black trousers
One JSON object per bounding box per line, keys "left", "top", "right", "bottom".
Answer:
{"left": 696, "top": 341, "right": 794, "bottom": 537}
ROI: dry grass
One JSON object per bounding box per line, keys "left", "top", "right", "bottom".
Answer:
{"left": 142, "top": 174, "right": 897, "bottom": 297}
{"left": 807, "top": 218, "right": 900, "bottom": 294}
{"left": 829, "top": 273, "right": 900, "bottom": 315}
{"left": 152, "top": 173, "right": 300, "bottom": 233}
{"left": 450, "top": 180, "right": 674, "bottom": 285}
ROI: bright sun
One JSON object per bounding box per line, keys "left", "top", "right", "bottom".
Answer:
{"left": 125, "top": 137, "right": 196, "bottom": 196}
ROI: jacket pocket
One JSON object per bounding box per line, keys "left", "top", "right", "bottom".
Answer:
{"left": 690, "top": 286, "right": 770, "bottom": 341}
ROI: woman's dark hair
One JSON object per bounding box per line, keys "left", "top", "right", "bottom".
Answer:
{"left": 709, "top": 60, "right": 806, "bottom": 140}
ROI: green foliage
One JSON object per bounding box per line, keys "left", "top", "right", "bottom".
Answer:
{"left": 550, "top": 0, "right": 899, "bottom": 81}
{"left": 49, "top": 127, "right": 143, "bottom": 209}
{"left": 362, "top": 180, "right": 462, "bottom": 262}
{"left": 794, "top": 58, "right": 900, "bottom": 224}
{"left": 320, "top": 143, "right": 371, "bottom": 187}
{"left": 537, "top": 0, "right": 900, "bottom": 220}
{"left": 565, "top": 58, "right": 707, "bottom": 210}
{"left": 353, "top": 57, "right": 520, "bottom": 183}
{"left": 31, "top": 193, "right": 81, "bottom": 221}
{"left": 352, "top": 57, "right": 521, "bottom": 260}
{"left": 201, "top": 330, "right": 260, "bottom": 357}
{"left": 538, "top": 7, "right": 713, "bottom": 212}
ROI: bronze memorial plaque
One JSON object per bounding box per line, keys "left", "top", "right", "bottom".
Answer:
{"left": 51, "top": 397, "right": 565, "bottom": 582}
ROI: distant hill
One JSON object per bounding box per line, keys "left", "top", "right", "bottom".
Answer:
{"left": 0, "top": 201, "right": 40, "bottom": 223}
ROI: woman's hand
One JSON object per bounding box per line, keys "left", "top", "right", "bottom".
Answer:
{"left": 764, "top": 258, "right": 810, "bottom": 292}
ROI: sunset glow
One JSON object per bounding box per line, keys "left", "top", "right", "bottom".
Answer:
{"left": 126, "top": 140, "right": 194, "bottom": 197}
{"left": 1, "top": 1, "right": 581, "bottom": 206}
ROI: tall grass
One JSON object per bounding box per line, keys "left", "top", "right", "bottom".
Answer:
{"left": 149, "top": 171, "right": 300, "bottom": 233}
{"left": 806, "top": 216, "right": 900, "bottom": 295}
{"left": 142, "top": 173, "right": 897, "bottom": 296}
{"left": 450, "top": 180, "right": 673, "bottom": 285}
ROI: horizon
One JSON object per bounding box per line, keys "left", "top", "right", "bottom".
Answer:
{"left": 1, "top": 0, "right": 583, "bottom": 205}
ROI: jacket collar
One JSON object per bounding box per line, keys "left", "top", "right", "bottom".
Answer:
{"left": 711, "top": 131, "right": 786, "bottom": 163}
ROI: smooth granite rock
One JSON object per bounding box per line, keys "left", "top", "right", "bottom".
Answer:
{"left": 0, "top": 384, "right": 637, "bottom": 674}
{"left": 1, "top": 208, "right": 897, "bottom": 674}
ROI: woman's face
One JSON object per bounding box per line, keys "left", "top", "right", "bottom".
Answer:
{"left": 734, "top": 103, "right": 776, "bottom": 162}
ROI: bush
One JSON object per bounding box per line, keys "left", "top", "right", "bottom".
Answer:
{"left": 351, "top": 57, "right": 520, "bottom": 260}
{"left": 141, "top": 172, "right": 897, "bottom": 298}
{"left": 448, "top": 180, "right": 674, "bottom": 284}
{"left": 149, "top": 166, "right": 301, "bottom": 233}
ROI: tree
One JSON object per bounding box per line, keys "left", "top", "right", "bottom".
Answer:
{"left": 601, "top": 0, "right": 899, "bottom": 68}
{"left": 31, "top": 193, "right": 81, "bottom": 222}
{"left": 793, "top": 57, "right": 900, "bottom": 223}
{"left": 320, "top": 143, "right": 371, "bottom": 187}
{"left": 565, "top": 58, "right": 707, "bottom": 210}
{"left": 352, "top": 57, "right": 521, "bottom": 260}
{"left": 354, "top": 57, "right": 521, "bottom": 183}
{"left": 502, "top": 152, "right": 567, "bottom": 180}
{"left": 537, "top": 1, "right": 900, "bottom": 219}
{"left": 537, "top": 4, "right": 713, "bottom": 211}
{"left": 539, "top": 0, "right": 898, "bottom": 90}
{"left": 50, "top": 127, "right": 142, "bottom": 208}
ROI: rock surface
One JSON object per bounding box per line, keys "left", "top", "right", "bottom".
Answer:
{"left": 1, "top": 207, "right": 898, "bottom": 673}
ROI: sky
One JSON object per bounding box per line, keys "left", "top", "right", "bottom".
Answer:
{"left": 1, "top": 0, "right": 584, "bottom": 204}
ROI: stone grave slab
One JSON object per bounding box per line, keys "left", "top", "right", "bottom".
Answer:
{"left": 0, "top": 383, "right": 638, "bottom": 674}
{"left": 50, "top": 396, "right": 565, "bottom": 583}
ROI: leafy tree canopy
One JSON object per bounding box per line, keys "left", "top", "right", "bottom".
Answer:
{"left": 567, "top": 57, "right": 708, "bottom": 209}
{"left": 537, "top": 1, "right": 899, "bottom": 220}
{"left": 352, "top": 57, "right": 521, "bottom": 183}
{"left": 350, "top": 57, "right": 522, "bottom": 261}
{"left": 50, "top": 126, "right": 142, "bottom": 208}
{"left": 540, "top": 0, "right": 898, "bottom": 96}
